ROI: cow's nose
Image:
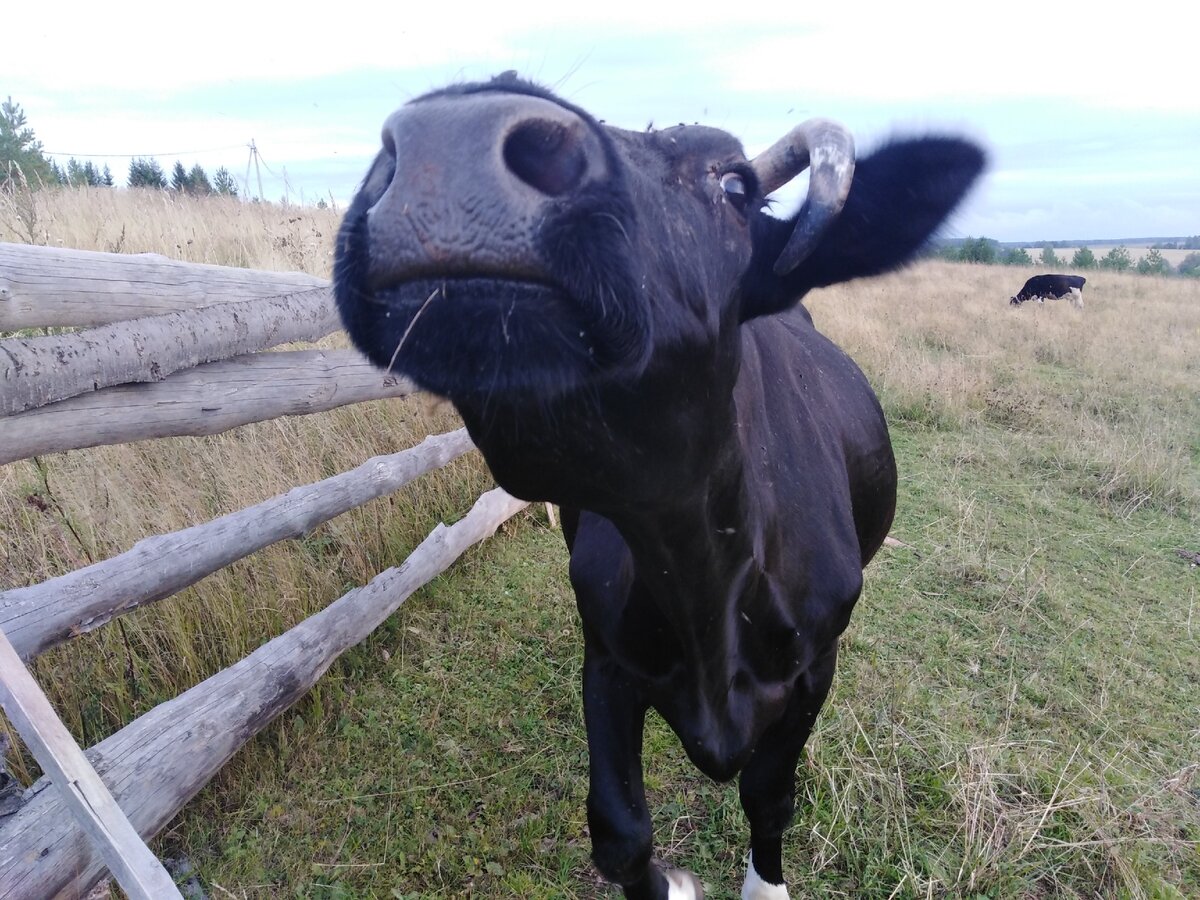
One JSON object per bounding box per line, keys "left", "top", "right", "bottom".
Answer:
{"left": 376, "top": 92, "right": 604, "bottom": 205}
{"left": 366, "top": 92, "right": 610, "bottom": 285}
{"left": 502, "top": 118, "right": 589, "bottom": 196}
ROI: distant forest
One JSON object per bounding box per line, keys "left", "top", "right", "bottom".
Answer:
{"left": 931, "top": 235, "right": 1200, "bottom": 278}
{"left": 2, "top": 96, "right": 248, "bottom": 200}
{"left": 940, "top": 236, "right": 1200, "bottom": 251}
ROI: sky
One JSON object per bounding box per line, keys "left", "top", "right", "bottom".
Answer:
{"left": 6, "top": 1, "right": 1197, "bottom": 243}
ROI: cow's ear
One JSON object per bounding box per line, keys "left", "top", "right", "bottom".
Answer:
{"left": 739, "top": 137, "right": 984, "bottom": 322}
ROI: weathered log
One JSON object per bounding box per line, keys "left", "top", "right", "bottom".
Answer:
{"left": 0, "top": 487, "right": 529, "bottom": 899}
{"left": 0, "top": 242, "right": 326, "bottom": 330}
{"left": 0, "top": 629, "right": 183, "bottom": 900}
{"left": 0, "top": 349, "right": 417, "bottom": 464}
{"left": 1, "top": 428, "right": 475, "bottom": 660}
{"left": 0, "top": 287, "right": 338, "bottom": 415}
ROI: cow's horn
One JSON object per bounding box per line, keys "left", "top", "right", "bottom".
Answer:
{"left": 750, "top": 118, "right": 855, "bottom": 275}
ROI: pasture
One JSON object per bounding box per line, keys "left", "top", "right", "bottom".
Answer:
{"left": 2, "top": 188, "right": 1197, "bottom": 898}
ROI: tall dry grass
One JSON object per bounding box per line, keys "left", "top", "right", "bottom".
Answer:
{"left": 0, "top": 186, "right": 490, "bottom": 779}
{"left": 809, "top": 261, "right": 1200, "bottom": 517}
{"left": 0, "top": 183, "right": 342, "bottom": 274}
{"left": 802, "top": 261, "right": 1198, "bottom": 896}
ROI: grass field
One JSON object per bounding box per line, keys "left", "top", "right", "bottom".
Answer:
{"left": 2, "top": 188, "right": 1198, "bottom": 898}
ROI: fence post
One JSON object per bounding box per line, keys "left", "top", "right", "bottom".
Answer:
{"left": 0, "top": 628, "right": 183, "bottom": 900}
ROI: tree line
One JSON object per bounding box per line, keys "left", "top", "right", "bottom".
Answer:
{"left": 1035, "top": 236, "right": 1200, "bottom": 251}
{"left": 937, "top": 236, "right": 1200, "bottom": 278}
{"left": 2, "top": 96, "right": 237, "bottom": 197}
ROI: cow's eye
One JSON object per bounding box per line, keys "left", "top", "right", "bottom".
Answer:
{"left": 720, "top": 172, "right": 745, "bottom": 197}
{"left": 719, "top": 170, "right": 751, "bottom": 212}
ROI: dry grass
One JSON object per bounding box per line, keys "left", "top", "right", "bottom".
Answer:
{"left": 0, "top": 183, "right": 342, "bottom": 274}
{"left": 798, "top": 261, "right": 1199, "bottom": 898}
{"left": 810, "top": 261, "right": 1200, "bottom": 516}
{"left": 0, "top": 185, "right": 490, "bottom": 771}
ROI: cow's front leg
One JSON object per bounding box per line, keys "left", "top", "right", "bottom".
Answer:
{"left": 737, "top": 642, "right": 838, "bottom": 900}
{"left": 583, "top": 652, "right": 703, "bottom": 900}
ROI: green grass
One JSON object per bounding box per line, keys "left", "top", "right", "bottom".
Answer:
{"left": 143, "top": 411, "right": 1197, "bottom": 898}
{"left": 153, "top": 515, "right": 594, "bottom": 898}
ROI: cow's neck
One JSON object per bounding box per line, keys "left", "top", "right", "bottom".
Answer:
{"left": 610, "top": 425, "right": 760, "bottom": 612}
{"left": 602, "top": 426, "right": 802, "bottom": 766}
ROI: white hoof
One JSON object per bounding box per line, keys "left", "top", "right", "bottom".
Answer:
{"left": 665, "top": 868, "right": 704, "bottom": 899}
{"left": 742, "top": 853, "right": 789, "bottom": 900}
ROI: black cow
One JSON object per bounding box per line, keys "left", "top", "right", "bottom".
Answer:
{"left": 1010, "top": 273, "right": 1086, "bottom": 307}
{"left": 334, "top": 73, "right": 983, "bottom": 900}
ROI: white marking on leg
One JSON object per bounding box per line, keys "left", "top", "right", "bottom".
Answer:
{"left": 665, "top": 869, "right": 703, "bottom": 899}
{"left": 1069, "top": 287, "right": 1084, "bottom": 309}
{"left": 742, "top": 853, "right": 789, "bottom": 900}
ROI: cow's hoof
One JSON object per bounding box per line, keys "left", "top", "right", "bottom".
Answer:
{"left": 664, "top": 868, "right": 704, "bottom": 899}
{"left": 742, "top": 856, "right": 790, "bottom": 900}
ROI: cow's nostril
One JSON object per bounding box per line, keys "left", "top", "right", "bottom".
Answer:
{"left": 503, "top": 119, "right": 587, "bottom": 196}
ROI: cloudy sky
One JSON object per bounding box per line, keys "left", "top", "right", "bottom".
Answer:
{"left": 6, "top": 1, "right": 1196, "bottom": 243}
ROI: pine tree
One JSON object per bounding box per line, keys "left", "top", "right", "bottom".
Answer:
{"left": 128, "top": 157, "right": 168, "bottom": 188}
{"left": 212, "top": 166, "right": 238, "bottom": 197}
{"left": 1071, "top": 247, "right": 1096, "bottom": 269}
{"left": 187, "top": 164, "right": 212, "bottom": 195}
{"left": 171, "top": 161, "right": 190, "bottom": 192}
{"left": 1040, "top": 245, "right": 1060, "bottom": 267}
{"left": 1, "top": 96, "right": 59, "bottom": 188}
{"left": 1135, "top": 248, "right": 1170, "bottom": 276}
{"left": 65, "top": 158, "right": 104, "bottom": 187}
{"left": 102, "top": 164, "right": 114, "bottom": 187}
{"left": 1099, "top": 246, "right": 1131, "bottom": 271}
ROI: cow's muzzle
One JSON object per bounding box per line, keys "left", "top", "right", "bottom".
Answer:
{"left": 334, "top": 88, "right": 647, "bottom": 401}
{"left": 363, "top": 91, "right": 611, "bottom": 289}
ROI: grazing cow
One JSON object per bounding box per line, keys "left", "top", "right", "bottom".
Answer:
{"left": 1010, "top": 273, "right": 1086, "bottom": 308}
{"left": 334, "top": 73, "right": 983, "bottom": 899}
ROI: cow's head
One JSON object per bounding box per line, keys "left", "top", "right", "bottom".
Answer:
{"left": 334, "top": 74, "right": 982, "bottom": 500}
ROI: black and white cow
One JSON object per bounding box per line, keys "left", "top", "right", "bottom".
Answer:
{"left": 334, "top": 72, "right": 983, "bottom": 899}
{"left": 1010, "top": 273, "right": 1086, "bottom": 308}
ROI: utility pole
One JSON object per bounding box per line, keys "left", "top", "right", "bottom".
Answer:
{"left": 247, "top": 140, "right": 264, "bottom": 201}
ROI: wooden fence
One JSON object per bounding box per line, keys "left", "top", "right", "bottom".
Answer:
{"left": 0, "top": 242, "right": 528, "bottom": 898}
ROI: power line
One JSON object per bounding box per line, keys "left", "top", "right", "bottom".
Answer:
{"left": 42, "top": 145, "right": 247, "bottom": 159}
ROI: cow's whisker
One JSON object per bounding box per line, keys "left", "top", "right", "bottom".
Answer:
{"left": 386, "top": 286, "right": 442, "bottom": 372}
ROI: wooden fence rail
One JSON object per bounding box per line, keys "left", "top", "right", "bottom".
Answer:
{"left": 0, "top": 243, "right": 526, "bottom": 899}
{"left": 0, "top": 243, "right": 326, "bottom": 330}
{"left": 0, "top": 488, "right": 527, "bottom": 899}
{"left": 0, "top": 349, "right": 416, "bottom": 465}
{"left": 0, "top": 287, "right": 338, "bottom": 415}
{"left": 1, "top": 427, "right": 474, "bottom": 659}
